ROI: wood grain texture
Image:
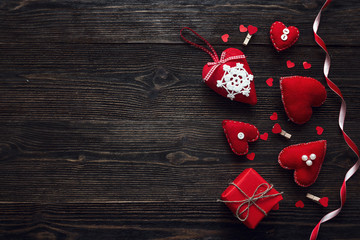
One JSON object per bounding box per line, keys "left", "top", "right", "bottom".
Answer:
{"left": 0, "top": 0, "right": 359, "bottom": 239}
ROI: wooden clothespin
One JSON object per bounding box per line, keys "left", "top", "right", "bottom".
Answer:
{"left": 272, "top": 123, "right": 292, "bottom": 139}
{"left": 243, "top": 25, "right": 258, "bottom": 46}
{"left": 306, "top": 193, "right": 328, "bottom": 207}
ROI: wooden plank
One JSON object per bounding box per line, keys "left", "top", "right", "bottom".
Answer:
{"left": 0, "top": 202, "right": 359, "bottom": 239}
{"left": 0, "top": 1, "right": 359, "bottom": 45}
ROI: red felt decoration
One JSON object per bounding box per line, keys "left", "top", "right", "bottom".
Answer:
{"left": 316, "top": 126, "right": 324, "bottom": 135}
{"left": 319, "top": 197, "right": 329, "bottom": 207}
{"left": 260, "top": 132, "right": 268, "bottom": 141}
{"left": 295, "top": 200, "right": 305, "bottom": 208}
{"left": 303, "top": 61, "right": 312, "bottom": 69}
{"left": 239, "top": 25, "right": 247, "bottom": 32}
{"left": 270, "top": 112, "right": 278, "bottom": 121}
{"left": 286, "top": 60, "right": 295, "bottom": 68}
{"left": 266, "top": 78, "right": 273, "bottom": 87}
{"left": 272, "top": 123, "right": 282, "bottom": 134}
{"left": 222, "top": 120, "right": 259, "bottom": 155}
{"left": 278, "top": 140, "right": 327, "bottom": 187}
{"left": 247, "top": 25, "right": 258, "bottom": 35}
{"left": 181, "top": 27, "right": 257, "bottom": 105}
{"left": 220, "top": 168, "right": 283, "bottom": 229}
{"left": 280, "top": 76, "right": 327, "bottom": 124}
{"left": 270, "top": 21, "right": 299, "bottom": 51}
{"left": 221, "top": 34, "right": 229, "bottom": 43}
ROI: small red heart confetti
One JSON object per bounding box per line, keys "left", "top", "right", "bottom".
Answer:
{"left": 239, "top": 25, "right": 247, "bottom": 32}
{"left": 221, "top": 34, "right": 229, "bottom": 43}
{"left": 272, "top": 203, "right": 280, "bottom": 210}
{"left": 266, "top": 78, "right": 273, "bottom": 87}
{"left": 246, "top": 152, "right": 255, "bottom": 160}
{"left": 316, "top": 126, "right": 324, "bottom": 135}
{"left": 260, "top": 132, "right": 268, "bottom": 141}
{"left": 270, "top": 112, "right": 278, "bottom": 121}
{"left": 272, "top": 123, "right": 282, "bottom": 134}
{"left": 287, "top": 60, "right": 295, "bottom": 68}
{"left": 303, "top": 61, "right": 312, "bottom": 69}
{"left": 247, "top": 25, "right": 258, "bottom": 35}
{"left": 295, "top": 200, "right": 305, "bottom": 208}
{"left": 319, "top": 197, "right": 329, "bottom": 207}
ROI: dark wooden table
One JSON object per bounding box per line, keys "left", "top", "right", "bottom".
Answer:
{"left": 0, "top": 1, "right": 359, "bottom": 239}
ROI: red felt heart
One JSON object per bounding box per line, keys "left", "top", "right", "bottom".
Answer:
{"left": 248, "top": 25, "right": 258, "bottom": 35}
{"left": 316, "top": 126, "right": 324, "bottom": 135}
{"left": 266, "top": 78, "right": 273, "bottom": 87}
{"left": 222, "top": 120, "right": 259, "bottom": 155}
{"left": 319, "top": 197, "right": 329, "bottom": 207}
{"left": 295, "top": 200, "right": 305, "bottom": 208}
{"left": 272, "top": 123, "right": 282, "bottom": 134}
{"left": 278, "top": 140, "right": 327, "bottom": 187}
{"left": 202, "top": 48, "right": 257, "bottom": 105}
{"left": 303, "top": 61, "right": 312, "bottom": 69}
{"left": 260, "top": 132, "right": 268, "bottom": 141}
{"left": 270, "top": 112, "right": 278, "bottom": 121}
{"left": 270, "top": 21, "right": 299, "bottom": 51}
{"left": 280, "top": 76, "right": 327, "bottom": 124}
{"left": 221, "top": 34, "right": 229, "bottom": 43}
{"left": 286, "top": 60, "right": 295, "bottom": 68}
{"left": 239, "top": 25, "right": 247, "bottom": 33}
{"left": 246, "top": 152, "right": 255, "bottom": 160}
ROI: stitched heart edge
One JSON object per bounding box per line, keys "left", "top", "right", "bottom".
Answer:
{"left": 278, "top": 140, "right": 327, "bottom": 187}
{"left": 222, "top": 120, "right": 259, "bottom": 155}
{"left": 270, "top": 21, "right": 299, "bottom": 51}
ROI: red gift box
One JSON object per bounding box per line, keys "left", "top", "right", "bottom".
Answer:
{"left": 220, "top": 168, "right": 283, "bottom": 229}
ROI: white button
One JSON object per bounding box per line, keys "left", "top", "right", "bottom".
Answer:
{"left": 306, "top": 160, "right": 313, "bottom": 166}
{"left": 302, "top": 155, "right": 308, "bottom": 161}
{"left": 310, "top": 153, "right": 316, "bottom": 160}
{"left": 237, "top": 132, "right": 245, "bottom": 140}
{"left": 281, "top": 34, "right": 288, "bottom": 41}
{"left": 283, "top": 28, "right": 290, "bottom": 34}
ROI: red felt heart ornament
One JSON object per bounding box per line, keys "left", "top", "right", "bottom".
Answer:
{"left": 319, "top": 197, "right": 329, "bottom": 207}
{"left": 248, "top": 25, "right": 258, "bottom": 35}
{"left": 202, "top": 48, "right": 257, "bottom": 105}
{"left": 278, "top": 140, "right": 327, "bottom": 187}
{"left": 222, "top": 120, "right": 259, "bottom": 155}
{"left": 280, "top": 76, "right": 327, "bottom": 124}
{"left": 270, "top": 21, "right": 299, "bottom": 51}
{"left": 180, "top": 28, "right": 257, "bottom": 105}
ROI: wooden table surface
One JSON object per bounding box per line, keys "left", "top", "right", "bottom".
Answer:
{"left": 0, "top": 1, "right": 359, "bottom": 239}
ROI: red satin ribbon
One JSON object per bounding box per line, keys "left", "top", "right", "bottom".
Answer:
{"left": 310, "top": 0, "right": 360, "bottom": 239}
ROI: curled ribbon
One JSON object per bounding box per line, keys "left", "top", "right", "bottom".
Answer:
{"left": 218, "top": 182, "right": 283, "bottom": 222}
{"left": 204, "top": 51, "right": 245, "bottom": 81}
{"left": 310, "top": 0, "right": 360, "bottom": 239}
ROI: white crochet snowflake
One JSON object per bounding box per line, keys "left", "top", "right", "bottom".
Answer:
{"left": 216, "top": 63, "right": 254, "bottom": 100}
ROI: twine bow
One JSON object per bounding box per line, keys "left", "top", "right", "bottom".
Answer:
{"left": 218, "top": 182, "right": 283, "bottom": 222}
{"left": 204, "top": 51, "right": 245, "bottom": 81}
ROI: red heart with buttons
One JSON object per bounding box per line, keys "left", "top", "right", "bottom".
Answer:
{"left": 280, "top": 76, "right": 327, "bottom": 124}
{"left": 278, "top": 140, "right": 327, "bottom": 187}
{"left": 270, "top": 21, "right": 299, "bottom": 51}
{"left": 222, "top": 120, "right": 259, "bottom": 155}
{"left": 202, "top": 48, "right": 257, "bottom": 105}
